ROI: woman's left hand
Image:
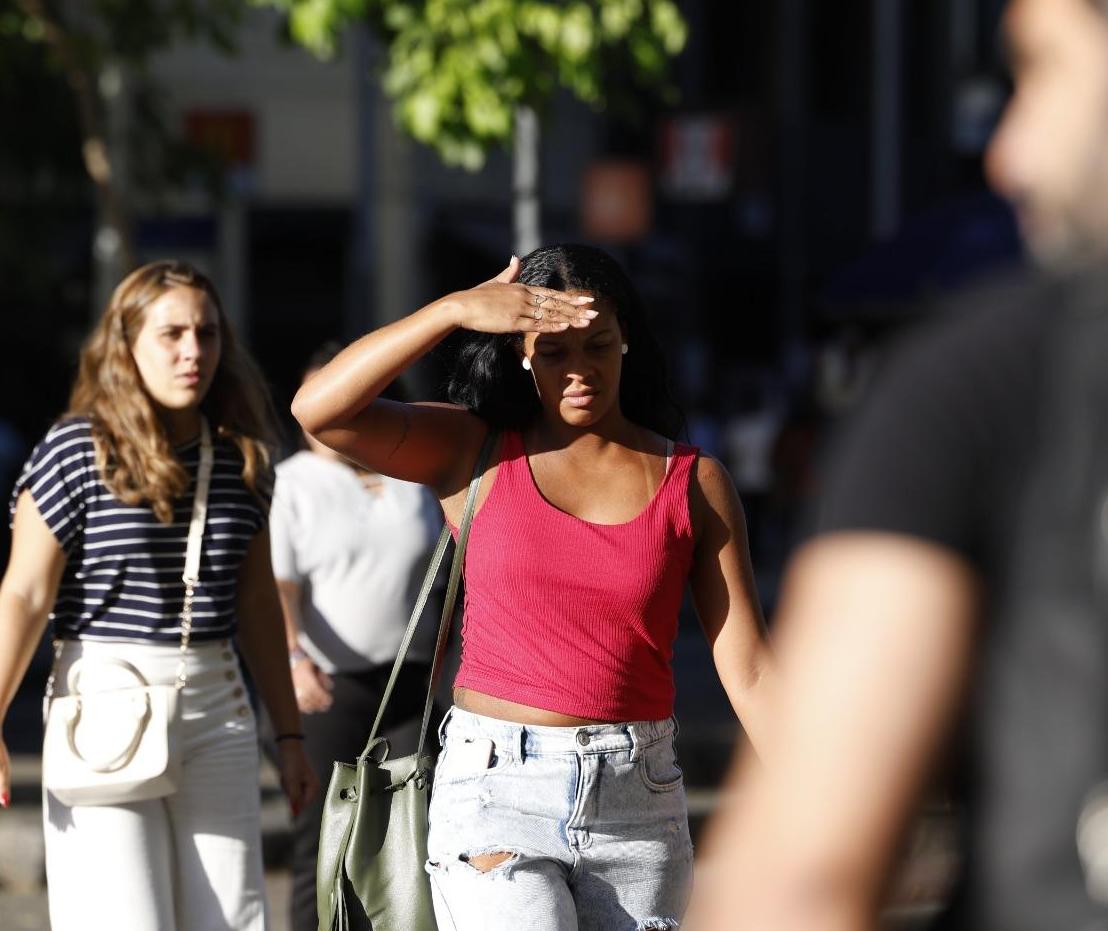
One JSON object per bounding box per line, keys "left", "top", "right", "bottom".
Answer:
{"left": 277, "top": 739, "right": 319, "bottom": 819}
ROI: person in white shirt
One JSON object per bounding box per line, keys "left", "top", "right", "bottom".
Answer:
{"left": 270, "top": 344, "right": 441, "bottom": 931}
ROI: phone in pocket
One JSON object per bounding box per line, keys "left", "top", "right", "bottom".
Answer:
{"left": 451, "top": 737, "right": 495, "bottom": 774}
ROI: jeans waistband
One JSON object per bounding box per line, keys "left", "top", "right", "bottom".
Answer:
{"left": 438, "top": 706, "right": 676, "bottom": 762}
{"left": 51, "top": 638, "right": 239, "bottom": 694}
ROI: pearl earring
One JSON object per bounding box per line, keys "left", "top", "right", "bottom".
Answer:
{"left": 621, "top": 343, "right": 629, "bottom": 355}
{"left": 521, "top": 357, "right": 532, "bottom": 371}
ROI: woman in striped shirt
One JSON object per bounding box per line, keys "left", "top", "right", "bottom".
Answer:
{"left": 0, "top": 261, "right": 316, "bottom": 930}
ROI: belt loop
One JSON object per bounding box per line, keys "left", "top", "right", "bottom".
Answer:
{"left": 627, "top": 723, "right": 642, "bottom": 762}
{"left": 516, "top": 726, "right": 527, "bottom": 763}
{"left": 437, "top": 706, "right": 455, "bottom": 747}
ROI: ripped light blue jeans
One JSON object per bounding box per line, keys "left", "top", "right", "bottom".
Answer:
{"left": 426, "top": 707, "right": 693, "bottom": 931}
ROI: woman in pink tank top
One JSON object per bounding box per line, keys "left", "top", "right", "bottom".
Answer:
{"left": 292, "top": 244, "right": 772, "bottom": 930}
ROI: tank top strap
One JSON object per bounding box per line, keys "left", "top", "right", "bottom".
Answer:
{"left": 665, "top": 442, "right": 699, "bottom": 483}
{"left": 659, "top": 441, "right": 699, "bottom": 538}
{"left": 493, "top": 430, "right": 530, "bottom": 487}
{"left": 498, "top": 429, "right": 526, "bottom": 463}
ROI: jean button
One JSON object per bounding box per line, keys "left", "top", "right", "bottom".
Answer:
{"left": 576, "top": 732, "right": 590, "bottom": 747}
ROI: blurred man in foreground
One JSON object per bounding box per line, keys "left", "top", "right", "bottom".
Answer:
{"left": 687, "top": 0, "right": 1108, "bottom": 928}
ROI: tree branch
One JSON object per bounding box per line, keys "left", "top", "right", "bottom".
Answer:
{"left": 16, "top": 0, "right": 137, "bottom": 269}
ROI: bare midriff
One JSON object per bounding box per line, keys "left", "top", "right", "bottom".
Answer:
{"left": 453, "top": 686, "right": 614, "bottom": 727}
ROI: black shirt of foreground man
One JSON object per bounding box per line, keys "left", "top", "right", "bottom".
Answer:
{"left": 817, "top": 272, "right": 1108, "bottom": 930}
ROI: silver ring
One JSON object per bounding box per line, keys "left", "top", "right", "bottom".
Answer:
{"left": 532, "top": 307, "right": 543, "bottom": 321}
{"left": 532, "top": 293, "right": 548, "bottom": 306}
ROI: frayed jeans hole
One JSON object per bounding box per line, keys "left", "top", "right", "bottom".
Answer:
{"left": 636, "top": 918, "right": 680, "bottom": 930}
{"left": 460, "top": 850, "right": 517, "bottom": 874}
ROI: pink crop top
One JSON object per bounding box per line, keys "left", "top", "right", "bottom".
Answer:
{"left": 452, "top": 430, "right": 699, "bottom": 721}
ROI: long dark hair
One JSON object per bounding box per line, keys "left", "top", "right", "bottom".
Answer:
{"left": 447, "top": 244, "right": 685, "bottom": 439}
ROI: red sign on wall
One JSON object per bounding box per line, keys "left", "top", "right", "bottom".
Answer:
{"left": 659, "top": 114, "right": 735, "bottom": 202}
{"left": 184, "top": 110, "right": 255, "bottom": 167}
{"left": 581, "top": 160, "right": 653, "bottom": 242}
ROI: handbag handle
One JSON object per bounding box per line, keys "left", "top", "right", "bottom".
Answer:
{"left": 362, "top": 428, "right": 499, "bottom": 765}
{"left": 61, "top": 656, "right": 155, "bottom": 772}
{"left": 64, "top": 691, "right": 152, "bottom": 773}
{"left": 66, "top": 656, "right": 149, "bottom": 694}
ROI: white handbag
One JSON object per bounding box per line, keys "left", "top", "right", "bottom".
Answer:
{"left": 42, "top": 658, "right": 182, "bottom": 806}
{"left": 42, "top": 418, "right": 213, "bottom": 807}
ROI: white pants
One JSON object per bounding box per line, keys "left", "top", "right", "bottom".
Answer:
{"left": 43, "top": 638, "right": 268, "bottom": 931}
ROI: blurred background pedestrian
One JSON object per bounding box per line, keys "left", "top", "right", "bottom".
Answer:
{"left": 270, "top": 341, "right": 441, "bottom": 931}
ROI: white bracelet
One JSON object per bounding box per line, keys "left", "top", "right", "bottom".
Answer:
{"left": 289, "top": 647, "right": 309, "bottom": 668}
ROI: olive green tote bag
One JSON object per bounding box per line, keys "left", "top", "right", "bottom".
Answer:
{"left": 316, "top": 432, "right": 496, "bottom": 931}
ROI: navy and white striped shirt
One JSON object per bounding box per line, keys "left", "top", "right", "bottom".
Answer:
{"left": 10, "top": 417, "right": 271, "bottom": 643}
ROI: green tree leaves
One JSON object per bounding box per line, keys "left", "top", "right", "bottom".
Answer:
{"left": 259, "top": 0, "right": 688, "bottom": 169}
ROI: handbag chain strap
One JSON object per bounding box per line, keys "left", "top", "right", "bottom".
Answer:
{"left": 362, "top": 428, "right": 498, "bottom": 764}
{"left": 44, "top": 417, "right": 214, "bottom": 703}
{"left": 176, "top": 417, "right": 214, "bottom": 690}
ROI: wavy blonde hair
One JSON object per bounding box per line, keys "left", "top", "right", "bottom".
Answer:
{"left": 67, "top": 260, "right": 279, "bottom": 524}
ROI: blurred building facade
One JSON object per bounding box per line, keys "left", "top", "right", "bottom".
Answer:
{"left": 2, "top": 0, "right": 1016, "bottom": 576}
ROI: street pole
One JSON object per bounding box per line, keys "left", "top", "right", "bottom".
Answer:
{"left": 513, "top": 105, "right": 541, "bottom": 256}
{"left": 92, "top": 60, "right": 135, "bottom": 315}
{"left": 348, "top": 24, "right": 376, "bottom": 341}
{"left": 871, "top": 0, "right": 904, "bottom": 240}
{"left": 372, "top": 52, "right": 418, "bottom": 328}
{"left": 778, "top": 0, "right": 807, "bottom": 358}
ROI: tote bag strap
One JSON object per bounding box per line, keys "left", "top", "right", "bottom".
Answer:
{"left": 362, "top": 428, "right": 499, "bottom": 760}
